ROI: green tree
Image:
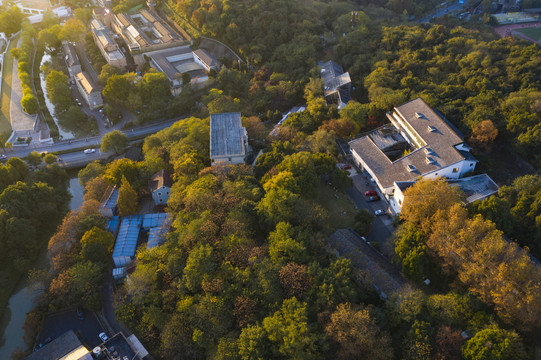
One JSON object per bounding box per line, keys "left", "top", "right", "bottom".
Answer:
{"left": 182, "top": 244, "right": 216, "bottom": 292}
{"left": 59, "top": 19, "right": 86, "bottom": 43}
{"left": 0, "top": 6, "right": 25, "bottom": 35}
{"left": 80, "top": 226, "right": 114, "bottom": 263}
{"left": 262, "top": 298, "right": 320, "bottom": 359}
{"left": 98, "top": 64, "right": 123, "bottom": 85}
{"left": 101, "top": 130, "right": 128, "bottom": 154}
{"left": 353, "top": 209, "right": 374, "bottom": 235}
{"left": 117, "top": 176, "right": 138, "bottom": 216}
{"left": 462, "top": 326, "right": 527, "bottom": 360}
{"left": 78, "top": 160, "right": 105, "bottom": 187}
{"left": 46, "top": 70, "right": 72, "bottom": 113}
{"left": 26, "top": 151, "right": 42, "bottom": 167}
{"left": 238, "top": 324, "right": 272, "bottom": 360}
{"left": 43, "top": 153, "right": 58, "bottom": 165}
{"left": 325, "top": 303, "right": 393, "bottom": 360}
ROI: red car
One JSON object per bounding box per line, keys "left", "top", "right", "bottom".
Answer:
{"left": 364, "top": 191, "right": 377, "bottom": 196}
{"left": 339, "top": 163, "right": 352, "bottom": 170}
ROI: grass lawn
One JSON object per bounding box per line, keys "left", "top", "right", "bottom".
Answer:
{"left": 515, "top": 27, "right": 541, "bottom": 41}
{"left": 316, "top": 182, "right": 358, "bottom": 231}
{"left": 0, "top": 35, "right": 18, "bottom": 134}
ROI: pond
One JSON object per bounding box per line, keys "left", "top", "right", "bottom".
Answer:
{"left": 0, "top": 173, "right": 84, "bottom": 357}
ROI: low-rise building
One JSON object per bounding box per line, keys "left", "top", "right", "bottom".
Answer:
{"left": 193, "top": 48, "right": 220, "bottom": 72}
{"left": 320, "top": 60, "right": 351, "bottom": 109}
{"left": 61, "top": 41, "right": 82, "bottom": 78}
{"left": 147, "top": 46, "right": 217, "bottom": 95}
{"left": 91, "top": 18, "right": 127, "bottom": 69}
{"left": 75, "top": 72, "right": 103, "bottom": 109}
{"left": 210, "top": 112, "right": 248, "bottom": 165}
{"left": 24, "top": 330, "right": 92, "bottom": 360}
{"left": 99, "top": 185, "right": 119, "bottom": 217}
{"left": 112, "top": 215, "right": 142, "bottom": 267}
{"left": 149, "top": 169, "right": 172, "bottom": 205}
{"left": 349, "top": 98, "right": 496, "bottom": 214}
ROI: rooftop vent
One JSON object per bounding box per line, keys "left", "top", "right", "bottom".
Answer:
{"left": 428, "top": 125, "right": 437, "bottom": 132}
{"left": 407, "top": 164, "right": 417, "bottom": 172}
{"left": 424, "top": 147, "right": 435, "bottom": 155}
{"left": 415, "top": 112, "right": 424, "bottom": 119}
{"left": 426, "top": 157, "right": 436, "bottom": 164}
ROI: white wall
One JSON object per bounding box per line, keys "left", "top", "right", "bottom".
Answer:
{"left": 152, "top": 186, "right": 170, "bottom": 205}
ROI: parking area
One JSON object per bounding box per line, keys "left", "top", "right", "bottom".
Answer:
{"left": 37, "top": 309, "right": 107, "bottom": 350}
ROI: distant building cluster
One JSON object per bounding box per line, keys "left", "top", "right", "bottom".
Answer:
{"left": 90, "top": 5, "right": 220, "bottom": 95}
{"left": 15, "top": 0, "right": 72, "bottom": 23}
{"left": 349, "top": 98, "right": 498, "bottom": 214}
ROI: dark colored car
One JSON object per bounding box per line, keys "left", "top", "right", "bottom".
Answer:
{"left": 76, "top": 307, "right": 85, "bottom": 320}
{"left": 367, "top": 195, "right": 380, "bottom": 202}
{"left": 364, "top": 191, "right": 377, "bottom": 196}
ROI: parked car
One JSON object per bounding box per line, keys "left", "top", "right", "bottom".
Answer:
{"left": 364, "top": 191, "right": 377, "bottom": 196}
{"left": 99, "top": 332, "right": 109, "bottom": 342}
{"left": 83, "top": 148, "right": 96, "bottom": 154}
{"left": 76, "top": 307, "right": 85, "bottom": 320}
{"left": 76, "top": 99, "right": 82, "bottom": 106}
{"left": 0, "top": 154, "right": 7, "bottom": 160}
{"left": 374, "top": 209, "right": 386, "bottom": 216}
{"left": 367, "top": 195, "right": 380, "bottom": 202}
{"left": 339, "top": 163, "right": 352, "bottom": 170}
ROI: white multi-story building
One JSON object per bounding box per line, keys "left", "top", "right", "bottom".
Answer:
{"left": 349, "top": 98, "right": 484, "bottom": 214}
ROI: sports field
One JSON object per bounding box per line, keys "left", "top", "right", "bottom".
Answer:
{"left": 0, "top": 35, "right": 18, "bottom": 134}
{"left": 514, "top": 27, "right": 541, "bottom": 41}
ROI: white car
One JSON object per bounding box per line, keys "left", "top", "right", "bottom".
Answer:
{"left": 83, "top": 148, "right": 96, "bottom": 154}
{"left": 98, "top": 332, "right": 109, "bottom": 342}
{"left": 374, "top": 209, "right": 386, "bottom": 216}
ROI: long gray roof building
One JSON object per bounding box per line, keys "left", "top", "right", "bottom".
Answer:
{"left": 210, "top": 112, "right": 248, "bottom": 165}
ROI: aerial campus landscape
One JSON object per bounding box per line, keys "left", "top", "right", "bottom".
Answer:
{"left": 0, "top": 0, "right": 540, "bottom": 359}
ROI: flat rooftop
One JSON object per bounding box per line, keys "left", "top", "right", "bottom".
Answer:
{"left": 448, "top": 174, "right": 499, "bottom": 203}
{"left": 320, "top": 60, "right": 351, "bottom": 95}
{"left": 147, "top": 46, "right": 206, "bottom": 81}
{"left": 210, "top": 112, "right": 246, "bottom": 158}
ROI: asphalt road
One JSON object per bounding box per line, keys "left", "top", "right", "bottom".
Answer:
{"left": 37, "top": 309, "right": 106, "bottom": 350}
{"left": 3, "top": 118, "right": 180, "bottom": 161}
{"left": 418, "top": 1, "right": 465, "bottom": 22}
{"left": 345, "top": 173, "right": 394, "bottom": 257}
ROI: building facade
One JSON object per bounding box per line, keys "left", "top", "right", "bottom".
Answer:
{"left": 149, "top": 169, "right": 172, "bottom": 205}
{"left": 91, "top": 18, "right": 127, "bottom": 69}
{"left": 75, "top": 72, "right": 103, "bottom": 109}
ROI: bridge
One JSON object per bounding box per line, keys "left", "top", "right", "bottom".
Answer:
{"left": 3, "top": 118, "right": 181, "bottom": 169}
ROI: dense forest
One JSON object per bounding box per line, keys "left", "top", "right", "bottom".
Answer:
{"left": 3, "top": 0, "right": 541, "bottom": 358}
{"left": 0, "top": 157, "right": 70, "bottom": 319}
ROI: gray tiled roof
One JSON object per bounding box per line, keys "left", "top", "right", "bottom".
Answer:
{"left": 210, "top": 112, "right": 245, "bottom": 158}
{"left": 193, "top": 49, "right": 218, "bottom": 68}
{"left": 62, "top": 42, "right": 80, "bottom": 68}
{"left": 147, "top": 46, "right": 195, "bottom": 81}
{"left": 25, "top": 330, "right": 83, "bottom": 360}
{"left": 350, "top": 98, "right": 469, "bottom": 189}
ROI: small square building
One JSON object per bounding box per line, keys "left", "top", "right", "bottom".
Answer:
{"left": 149, "top": 169, "right": 172, "bottom": 205}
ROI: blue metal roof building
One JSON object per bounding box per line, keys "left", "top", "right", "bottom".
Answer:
{"left": 112, "top": 215, "right": 143, "bottom": 267}
{"left": 107, "top": 216, "right": 120, "bottom": 236}
{"left": 142, "top": 213, "right": 171, "bottom": 230}
{"left": 142, "top": 213, "right": 172, "bottom": 249}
